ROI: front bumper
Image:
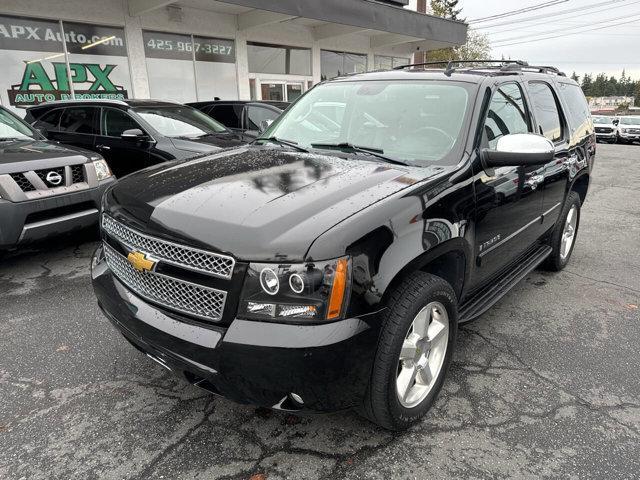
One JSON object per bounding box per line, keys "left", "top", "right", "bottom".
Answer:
{"left": 619, "top": 132, "right": 640, "bottom": 141}
{"left": 595, "top": 132, "right": 617, "bottom": 140}
{"left": 0, "top": 179, "right": 114, "bottom": 248}
{"left": 91, "top": 245, "right": 380, "bottom": 412}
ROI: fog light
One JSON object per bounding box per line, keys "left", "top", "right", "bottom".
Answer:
{"left": 260, "top": 268, "right": 279, "bottom": 295}
{"left": 278, "top": 305, "right": 317, "bottom": 318}
{"left": 247, "top": 302, "right": 276, "bottom": 316}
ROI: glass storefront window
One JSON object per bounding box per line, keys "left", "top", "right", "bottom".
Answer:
{"left": 374, "top": 55, "right": 410, "bottom": 70}
{"left": 320, "top": 50, "right": 367, "bottom": 81}
{"left": 248, "top": 43, "right": 311, "bottom": 75}
{"left": 0, "top": 15, "right": 132, "bottom": 115}
{"left": 0, "top": 15, "right": 68, "bottom": 113}
{"left": 63, "top": 22, "right": 131, "bottom": 102}
{"left": 143, "top": 31, "right": 236, "bottom": 103}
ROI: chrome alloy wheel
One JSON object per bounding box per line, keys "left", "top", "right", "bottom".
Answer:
{"left": 396, "top": 302, "right": 449, "bottom": 408}
{"left": 560, "top": 205, "right": 577, "bottom": 261}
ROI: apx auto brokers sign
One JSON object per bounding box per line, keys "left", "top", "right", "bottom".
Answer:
{"left": 0, "top": 15, "right": 129, "bottom": 107}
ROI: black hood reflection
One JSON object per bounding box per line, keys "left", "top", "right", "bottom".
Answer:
{"left": 106, "top": 146, "right": 434, "bottom": 261}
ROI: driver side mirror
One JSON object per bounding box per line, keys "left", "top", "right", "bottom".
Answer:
{"left": 121, "top": 128, "right": 147, "bottom": 140}
{"left": 258, "top": 119, "right": 273, "bottom": 134}
{"left": 481, "top": 133, "right": 554, "bottom": 168}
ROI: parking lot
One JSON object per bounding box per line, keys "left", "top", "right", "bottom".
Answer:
{"left": 0, "top": 142, "right": 638, "bottom": 479}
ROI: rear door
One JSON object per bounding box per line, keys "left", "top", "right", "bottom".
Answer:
{"left": 525, "top": 81, "right": 573, "bottom": 229}
{"left": 95, "top": 107, "right": 151, "bottom": 178}
{"left": 51, "top": 106, "right": 99, "bottom": 152}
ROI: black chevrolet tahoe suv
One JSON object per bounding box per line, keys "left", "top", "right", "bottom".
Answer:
{"left": 91, "top": 61, "right": 595, "bottom": 430}
{"left": 0, "top": 106, "right": 115, "bottom": 250}
{"left": 25, "top": 100, "right": 243, "bottom": 178}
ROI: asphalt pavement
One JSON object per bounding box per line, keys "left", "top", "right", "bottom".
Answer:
{"left": 1, "top": 143, "right": 639, "bottom": 479}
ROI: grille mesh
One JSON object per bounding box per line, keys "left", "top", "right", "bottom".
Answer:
{"left": 103, "top": 242, "right": 227, "bottom": 321}
{"left": 71, "top": 165, "right": 84, "bottom": 183}
{"left": 102, "top": 215, "right": 235, "bottom": 278}
{"left": 10, "top": 173, "right": 36, "bottom": 192}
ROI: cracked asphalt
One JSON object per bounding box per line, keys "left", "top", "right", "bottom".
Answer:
{"left": 1, "top": 143, "right": 639, "bottom": 479}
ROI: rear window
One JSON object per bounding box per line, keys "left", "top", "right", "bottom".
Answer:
{"left": 59, "top": 107, "right": 99, "bottom": 135}
{"left": 559, "top": 83, "right": 593, "bottom": 139}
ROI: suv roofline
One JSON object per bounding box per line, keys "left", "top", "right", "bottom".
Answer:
{"left": 26, "top": 98, "right": 184, "bottom": 110}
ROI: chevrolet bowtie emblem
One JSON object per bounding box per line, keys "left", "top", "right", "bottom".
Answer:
{"left": 127, "top": 251, "right": 157, "bottom": 273}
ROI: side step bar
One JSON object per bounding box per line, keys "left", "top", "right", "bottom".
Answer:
{"left": 459, "top": 244, "right": 552, "bottom": 324}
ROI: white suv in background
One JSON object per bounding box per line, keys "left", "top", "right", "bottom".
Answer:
{"left": 592, "top": 115, "right": 618, "bottom": 143}
{"left": 617, "top": 116, "right": 640, "bottom": 144}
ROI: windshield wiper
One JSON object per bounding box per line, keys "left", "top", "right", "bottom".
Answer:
{"left": 310, "top": 142, "right": 408, "bottom": 166}
{"left": 257, "top": 136, "right": 309, "bottom": 153}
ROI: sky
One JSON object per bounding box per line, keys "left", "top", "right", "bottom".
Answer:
{"left": 457, "top": 0, "right": 640, "bottom": 81}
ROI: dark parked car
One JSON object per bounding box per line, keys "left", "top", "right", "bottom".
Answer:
{"left": 25, "top": 100, "right": 243, "bottom": 178}
{"left": 0, "top": 106, "right": 115, "bottom": 250}
{"left": 91, "top": 61, "right": 594, "bottom": 430}
{"left": 187, "top": 100, "right": 288, "bottom": 141}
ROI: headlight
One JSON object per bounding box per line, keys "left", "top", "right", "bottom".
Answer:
{"left": 93, "top": 159, "right": 113, "bottom": 180}
{"left": 238, "top": 257, "right": 351, "bottom": 323}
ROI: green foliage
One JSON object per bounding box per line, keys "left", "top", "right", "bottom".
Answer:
{"left": 431, "top": 0, "right": 463, "bottom": 20}
{"left": 581, "top": 71, "right": 637, "bottom": 98}
{"left": 427, "top": 30, "right": 491, "bottom": 63}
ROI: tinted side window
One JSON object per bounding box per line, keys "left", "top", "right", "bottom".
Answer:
{"left": 559, "top": 83, "right": 592, "bottom": 139}
{"left": 33, "top": 109, "right": 63, "bottom": 132}
{"left": 102, "top": 108, "right": 141, "bottom": 137}
{"left": 59, "top": 107, "right": 98, "bottom": 134}
{"left": 528, "top": 82, "right": 563, "bottom": 142}
{"left": 247, "top": 106, "right": 278, "bottom": 131}
{"left": 208, "top": 104, "right": 242, "bottom": 129}
{"left": 483, "top": 83, "right": 530, "bottom": 149}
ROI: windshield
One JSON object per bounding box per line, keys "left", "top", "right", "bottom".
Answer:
{"left": 0, "top": 108, "right": 36, "bottom": 140}
{"left": 263, "top": 80, "right": 473, "bottom": 166}
{"left": 592, "top": 116, "right": 613, "bottom": 124}
{"left": 619, "top": 117, "right": 640, "bottom": 125}
{"left": 135, "top": 106, "right": 228, "bottom": 138}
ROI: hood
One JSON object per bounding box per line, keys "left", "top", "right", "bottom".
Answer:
{"left": 169, "top": 132, "right": 244, "bottom": 153}
{"left": 106, "top": 146, "right": 437, "bottom": 261}
{"left": 0, "top": 138, "right": 94, "bottom": 174}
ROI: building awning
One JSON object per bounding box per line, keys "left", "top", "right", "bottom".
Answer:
{"left": 128, "top": 0, "right": 468, "bottom": 53}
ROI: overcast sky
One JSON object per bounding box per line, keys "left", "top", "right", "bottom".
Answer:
{"left": 457, "top": 0, "right": 640, "bottom": 81}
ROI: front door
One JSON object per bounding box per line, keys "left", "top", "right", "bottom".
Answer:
{"left": 470, "top": 82, "right": 546, "bottom": 290}
{"left": 95, "top": 107, "right": 151, "bottom": 178}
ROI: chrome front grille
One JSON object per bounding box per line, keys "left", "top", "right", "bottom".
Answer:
{"left": 103, "top": 242, "right": 227, "bottom": 321}
{"left": 101, "top": 214, "right": 235, "bottom": 278}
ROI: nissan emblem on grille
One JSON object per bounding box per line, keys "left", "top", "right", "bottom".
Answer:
{"left": 45, "top": 171, "right": 63, "bottom": 186}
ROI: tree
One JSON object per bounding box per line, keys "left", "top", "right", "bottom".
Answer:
{"left": 426, "top": 30, "right": 491, "bottom": 63}
{"left": 431, "top": 0, "right": 463, "bottom": 21}
{"left": 635, "top": 82, "right": 640, "bottom": 107}
{"left": 570, "top": 71, "right": 580, "bottom": 83}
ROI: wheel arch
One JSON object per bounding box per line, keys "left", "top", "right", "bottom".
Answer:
{"left": 380, "top": 238, "right": 471, "bottom": 304}
{"left": 570, "top": 172, "right": 590, "bottom": 206}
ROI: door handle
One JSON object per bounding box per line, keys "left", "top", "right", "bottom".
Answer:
{"left": 96, "top": 144, "right": 111, "bottom": 150}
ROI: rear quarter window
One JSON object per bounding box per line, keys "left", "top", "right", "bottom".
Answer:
{"left": 559, "top": 83, "right": 593, "bottom": 140}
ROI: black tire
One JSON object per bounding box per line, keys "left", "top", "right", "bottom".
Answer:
{"left": 544, "top": 191, "right": 581, "bottom": 271}
{"left": 362, "top": 272, "right": 457, "bottom": 430}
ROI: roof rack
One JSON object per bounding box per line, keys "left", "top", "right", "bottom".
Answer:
{"left": 394, "top": 59, "right": 565, "bottom": 77}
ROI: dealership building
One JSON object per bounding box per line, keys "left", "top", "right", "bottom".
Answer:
{"left": 0, "top": 0, "right": 467, "bottom": 115}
